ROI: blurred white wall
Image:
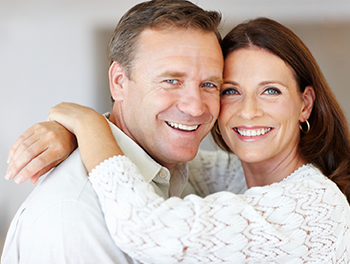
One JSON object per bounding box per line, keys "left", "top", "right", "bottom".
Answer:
{"left": 1, "top": 0, "right": 350, "bottom": 255}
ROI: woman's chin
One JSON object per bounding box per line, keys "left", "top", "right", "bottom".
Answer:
{"left": 233, "top": 151, "right": 268, "bottom": 165}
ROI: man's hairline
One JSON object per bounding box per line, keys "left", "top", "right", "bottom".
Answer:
{"left": 124, "top": 25, "right": 222, "bottom": 80}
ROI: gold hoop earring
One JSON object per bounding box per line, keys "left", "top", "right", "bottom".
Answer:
{"left": 215, "top": 124, "right": 221, "bottom": 135}
{"left": 299, "top": 119, "right": 310, "bottom": 134}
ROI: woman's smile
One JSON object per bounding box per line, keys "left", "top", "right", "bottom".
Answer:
{"left": 234, "top": 126, "right": 272, "bottom": 137}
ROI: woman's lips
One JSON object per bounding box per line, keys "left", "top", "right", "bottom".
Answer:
{"left": 234, "top": 127, "right": 272, "bottom": 137}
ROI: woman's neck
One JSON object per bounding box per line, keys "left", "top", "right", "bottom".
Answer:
{"left": 241, "top": 154, "right": 306, "bottom": 189}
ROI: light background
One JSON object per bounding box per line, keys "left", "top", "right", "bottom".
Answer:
{"left": 1, "top": 0, "right": 350, "bottom": 255}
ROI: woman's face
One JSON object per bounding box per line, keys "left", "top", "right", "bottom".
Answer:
{"left": 219, "top": 47, "right": 313, "bottom": 165}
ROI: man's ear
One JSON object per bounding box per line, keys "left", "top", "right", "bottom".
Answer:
{"left": 300, "top": 86, "right": 316, "bottom": 122}
{"left": 109, "top": 61, "right": 127, "bottom": 102}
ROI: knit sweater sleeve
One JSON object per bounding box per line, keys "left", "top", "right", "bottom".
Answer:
{"left": 89, "top": 156, "right": 350, "bottom": 264}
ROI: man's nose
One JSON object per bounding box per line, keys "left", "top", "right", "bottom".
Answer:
{"left": 177, "top": 87, "right": 206, "bottom": 117}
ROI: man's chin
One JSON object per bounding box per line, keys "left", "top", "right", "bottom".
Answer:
{"left": 167, "top": 148, "right": 199, "bottom": 163}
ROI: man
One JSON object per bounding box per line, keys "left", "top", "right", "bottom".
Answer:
{"left": 2, "top": 1, "right": 246, "bottom": 263}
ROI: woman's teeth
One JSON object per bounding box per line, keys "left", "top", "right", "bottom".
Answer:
{"left": 167, "top": 122, "right": 199, "bottom": 131}
{"left": 237, "top": 128, "right": 271, "bottom": 137}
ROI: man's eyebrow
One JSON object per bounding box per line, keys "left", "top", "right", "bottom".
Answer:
{"left": 158, "top": 71, "right": 186, "bottom": 78}
{"left": 210, "top": 76, "right": 223, "bottom": 85}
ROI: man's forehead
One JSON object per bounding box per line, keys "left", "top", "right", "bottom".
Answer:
{"left": 135, "top": 28, "right": 222, "bottom": 60}
{"left": 131, "top": 27, "right": 223, "bottom": 79}
{"left": 137, "top": 27, "right": 220, "bottom": 51}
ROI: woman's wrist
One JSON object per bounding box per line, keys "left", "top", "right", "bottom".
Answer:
{"left": 76, "top": 113, "right": 124, "bottom": 172}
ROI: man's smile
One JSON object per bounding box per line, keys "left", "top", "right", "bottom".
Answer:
{"left": 166, "top": 121, "right": 199, "bottom": 131}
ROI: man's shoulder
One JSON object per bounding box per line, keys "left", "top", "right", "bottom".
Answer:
{"left": 19, "top": 149, "right": 99, "bottom": 220}
{"left": 1, "top": 149, "right": 135, "bottom": 264}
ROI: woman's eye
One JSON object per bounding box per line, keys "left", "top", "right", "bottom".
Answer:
{"left": 263, "top": 88, "right": 281, "bottom": 95}
{"left": 221, "top": 88, "right": 238, "bottom": 96}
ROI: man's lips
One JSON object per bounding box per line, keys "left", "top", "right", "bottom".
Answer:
{"left": 166, "top": 121, "right": 199, "bottom": 131}
{"left": 233, "top": 127, "right": 272, "bottom": 137}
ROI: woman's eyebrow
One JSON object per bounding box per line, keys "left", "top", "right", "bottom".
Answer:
{"left": 259, "top": 80, "right": 288, "bottom": 88}
{"left": 209, "top": 76, "right": 223, "bottom": 85}
{"left": 222, "top": 80, "right": 287, "bottom": 86}
{"left": 223, "top": 80, "right": 238, "bottom": 86}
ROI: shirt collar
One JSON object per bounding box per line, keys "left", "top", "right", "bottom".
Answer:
{"left": 106, "top": 117, "right": 162, "bottom": 183}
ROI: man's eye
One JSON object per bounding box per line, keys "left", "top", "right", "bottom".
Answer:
{"left": 202, "top": 82, "right": 216, "bottom": 88}
{"left": 165, "top": 79, "right": 179, "bottom": 84}
{"left": 264, "top": 88, "right": 281, "bottom": 95}
{"left": 221, "top": 88, "right": 238, "bottom": 96}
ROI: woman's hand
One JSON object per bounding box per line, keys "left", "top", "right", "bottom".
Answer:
{"left": 5, "top": 121, "right": 77, "bottom": 184}
{"left": 47, "top": 102, "right": 124, "bottom": 172}
{"left": 47, "top": 102, "right": 100, "bottom": 136}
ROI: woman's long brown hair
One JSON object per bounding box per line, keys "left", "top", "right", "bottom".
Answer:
{"left": 212, "top": 17, "right": 350, "bottom": 203}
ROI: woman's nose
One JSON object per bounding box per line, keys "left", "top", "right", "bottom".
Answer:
{"left": 237, "top": 95, "right": 263, "bottom": 120}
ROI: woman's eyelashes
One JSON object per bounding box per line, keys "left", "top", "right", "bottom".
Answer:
{"left": 263, "top": 87, "right": 282, "bottom": 95}
{"left": 221, "top": 87, "right": 282, "bottom": 96}
{"left": 221, "top": 87, "right": 239, "bottom": 96}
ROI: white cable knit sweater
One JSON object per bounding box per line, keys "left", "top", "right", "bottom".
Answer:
{"left": 89, "top": 154, "right": 350, "bottom": 264}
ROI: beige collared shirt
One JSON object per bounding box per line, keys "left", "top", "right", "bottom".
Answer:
{"left": 107, "top": 118, "right": 194, "bottom": 199}
{"left": 1, "top": 118, "right": 196, "bottom": 264}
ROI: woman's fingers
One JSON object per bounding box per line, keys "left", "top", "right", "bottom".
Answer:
{"left": 7, "top": 125, "right": 37, "bottom": 165}
{"left": 5, "top": 121, "right": 77, "bottom": 184}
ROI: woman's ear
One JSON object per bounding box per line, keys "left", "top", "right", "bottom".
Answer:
{"left": 300, "top": 86, "right": 316, "bottom": 122}
{"left": 109, "top": 61, "right": 127, "bottom": 102}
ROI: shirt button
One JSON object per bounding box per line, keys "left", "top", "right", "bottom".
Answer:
{"left": 159, "top": 170, "right": 167, "bottom": 178}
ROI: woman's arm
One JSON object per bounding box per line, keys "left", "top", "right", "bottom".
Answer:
{"left": 89, "top": 156, "right": 348, "bottom": 264}
{"left": 46, "top": 102, "right": 124, "bottom": 172}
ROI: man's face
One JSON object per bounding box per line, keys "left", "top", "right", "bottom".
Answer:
{"left": 114, "top": 28, "right": 223, "bottom": 169}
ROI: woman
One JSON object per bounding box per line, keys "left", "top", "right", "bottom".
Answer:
{"left": 11, "top": 18, "right": 350, "bottom": 263}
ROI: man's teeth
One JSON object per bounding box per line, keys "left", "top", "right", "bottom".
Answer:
{"left": 237, "top": 128, "right": 271, "bottom": 137}
{"left": 167, "top": 122, "right": 199, "bottom": 131}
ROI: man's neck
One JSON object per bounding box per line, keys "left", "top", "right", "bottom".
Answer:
{"left": 108, "top": 110, "right": 121, "bottom": 129}
{"left": 108, "top": 109, "right": 177, "bottom": 171}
